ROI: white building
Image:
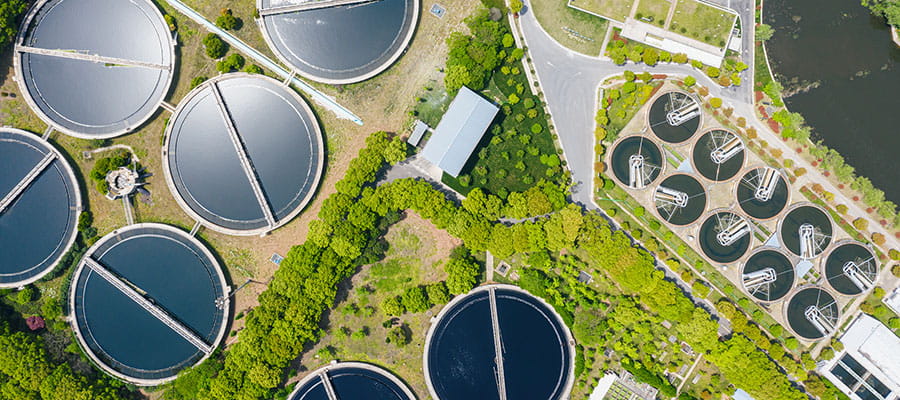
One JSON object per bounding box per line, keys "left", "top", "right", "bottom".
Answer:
{"left": 820, "top": 314, "right": 900, "bottom": 400}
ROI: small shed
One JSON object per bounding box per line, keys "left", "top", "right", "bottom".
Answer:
{"left": 421, "top": 86, "right": 499, "bottom": 177}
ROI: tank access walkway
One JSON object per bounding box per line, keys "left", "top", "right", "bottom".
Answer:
{"left": 259, "top": 0, "right": 381, "bottom": 16}
{"left": 15, "top": 45, "right": 171, "bottom": 70}
{"left": 0, "top": 151, "right": 56, "bottom": 214}
{"left": 82, "top": 257, "right": 213, "bottom": 354}
{"left": 488, "top": 287, "right": 508, "bottom": 400}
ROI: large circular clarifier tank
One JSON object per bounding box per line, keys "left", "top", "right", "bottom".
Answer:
{"left": 15, "top": 0, "right": 175, "bottom": 138}
{"left": 779, "top": 204, "right": 833, "bottom": 259}
{"left": 741, "top": 249, "right": 794, "bottom": 302}
{"left": 698, "top": 211, "right": 752, "bottom": 264}
{"left": 258, "top": 0, "right": 418, "bottom": 84}
{"left": 785, "top": 286, "right": 839, "bottom": 340}
{"left": 737, "top": 167, "right": 789, "bottom": 220}
{"left": 654, "top": 174, "right": 706, "bottom": 226}
{"left": 288, "top": 362, "right": 416, "bottom": 400}
{"left": 692, "top": 129, "right": 744, "bottom": 181}
{"left": 424, "top": 285, "right": 573, "bottom": 400}
{"left": 824, "top": 241, "right": 878, "bottom": 296}
{"left": 69, "top": 223, "right": 229, "bottom": 385}
{"left": 164, "top": 74, "right": 323, "bottom": 236}
{"left": 610, "top": 136, "right": 663, "bottom": 189}
{"left": 0, "top": 128, "right": 80, "bottom": 287}
{"left": 648, "top": 91, "right": 700, "bottom": 144}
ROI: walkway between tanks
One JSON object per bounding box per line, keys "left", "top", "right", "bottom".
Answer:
{"left": 319, "top": 370, "right": 340, "bottom": 400}
{"left": 488, "top": 287, "right": 508, "bottom": 400}
{"left": 160, "top": 0, "right": 363, "bottom": 125}
{"left": 15, "top": 45, "right": 171, "bottom": 70}
{"left": 259, "top": 0, "right": 379, "bottom": 16}
{"left": 210, "top": 82, "right": 277, "bottom": 227}
{"left": 0, "top": 151, "right": 56, "bottom": 214}
{"left": 83, "top": 257, "right": 213, "bottom": 353}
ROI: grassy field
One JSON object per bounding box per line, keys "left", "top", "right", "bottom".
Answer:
{"left": 669, "top": 0, "right": 736, "bottom": 48}
{"left": 531, "top": 0, "right": 610, "bottom": 56}
{"left": 635, "top": 0, "right": 672, "bottom": 26}
{"left": 295, "top": 213, "right": 461, "bottom": 399}
{"left": 569, "top": 0, "right": 634, "bottom": 22}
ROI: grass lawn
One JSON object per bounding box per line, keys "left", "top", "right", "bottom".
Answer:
{"left": 635, "top": 0, "right": 672, "bottom": 27}
{"left": 531, "top": 0, "right": 610, "bottom": 56}
{"left": 569, "top": 0, "right": 634, "bottom": 22}
{"left": 669, "top": 0, "right": 736, "bottom": 48}
{"left": 297, "top": 213, "right": 461, "bottom": 398}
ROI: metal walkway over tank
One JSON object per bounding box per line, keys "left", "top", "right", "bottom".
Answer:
{"left": 16, "top": 45, "right": 171, "bottom": 70}
{"left": 210, "top": 82, "right": 277, "bottom": 227}
{"left": 0, "top": 152, "right": 56, "bottom": 214}
{"left": 488, "top": 287, "right": 508, "bottom": 400}
{"left": 259, "top": 0, "right": 380, "bottom": 16}
{"left": 319, "top": 370, "right": 340, "bottom": 400}
{"left": 83, "top": 257, "right": 213, "bottom": 354}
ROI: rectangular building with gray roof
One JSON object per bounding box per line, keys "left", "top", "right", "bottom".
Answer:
{"left": 421, "top": 86, "right": 499, "bottom": 177}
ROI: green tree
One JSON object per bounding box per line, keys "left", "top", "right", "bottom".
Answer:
{"left": 190, "top": 76, "right": 208, "bottom": 89}
{"left": 215, "top": 9, "right": 242, "bottom": 30}
{"left": 756, "top": 23, "right": 775, "bottom": 41}
{"left": 243, "top": 64, "right": 263, "bottom": 74}
{"left": 861, "top": 0, "right": 900, "bottom": 26}
{"left": 381, "top": 296, "right": 405, "bottom": 316}
{"left": 216, "top": 53, "right": 245, "bottom": 72}
{"left": 401, "top": 286, "right": 431, "bottom": 313}
{"left": 0, "top": 0, "right": 27, "bottom": 49}
{"left": 684, "top": 75, "right": 696, "bottom": 87}
{"left": 386, "top": 325, "right": 411, "bottom": 347}
{"left": 445, "top": 247, "right": 481, "bottom": 294}
{"left": 426, "top": 282, "right": 451, "bottom": 304}
{"left": 202, "top": 33, "right": 228, "bottom": 59}
{"left": 509, "top": 0, "right": 524, "bottom": 14}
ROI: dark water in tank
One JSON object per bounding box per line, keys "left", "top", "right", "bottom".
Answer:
{"left": 699, "top": 212, "right": 751, "bottom": 263}
{"left": 427, "top": 289, "right": 570, "bottom": 400}
{"left": 765, "top": 0, "right": 900, "bottom": 204}
{"left": 743, "top": 250, "right": 794, "bottom": 301}
{"left": 779, "top": 206, "right": 833, "bottom": 257}
{"left": 291, "top": 368, "right": 410, "bottom": 400}
{"left": 610, "top": 136, "right": 662, "bottom": 187}
{"left": 656, "top": 174, "right": 706, "bottom": 226}
{"left": 262, "top": 0, "right": 415, "bottom": 80}
{"left": 692, "top": 130, "right": 744, "bottom": 182}
{"left": 0, "top": 137, "right": 75, "bottom": 284}
{"left": 737, "top": 168, "right": 789, "bottom": 220}
{"left": 648, "top": 93, "right": 700, "bottom": 144}
{"left": 786, "top": 287, "right": 836, "bottom": 339}
{"left": 824, "top": 243, "right": 875, "bottom": 295}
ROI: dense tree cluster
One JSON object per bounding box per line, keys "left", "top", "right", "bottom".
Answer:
{"left": 0, "top": 322, "right": 124, "bottom": 400}
{"left": 0, "top": 0, "right": 26, "bottom": 50}
{"left": 862, "top": 0, "right": 900, "bottom": 26}
{"left": 444, "top": 10, "right": 507, "bottom": 94}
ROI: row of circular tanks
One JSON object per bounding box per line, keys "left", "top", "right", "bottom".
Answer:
{"left": 605, "top": 91, "right": 881, "bottom": 341}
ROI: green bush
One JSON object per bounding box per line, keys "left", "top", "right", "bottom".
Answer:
{"left": 215, "top": 9, "right": 242, "bottom": 30}
{"left": 381, "top": 295, "right": 404, "bottom": 316}
{"left": 190, "top": 76, "right": 208, "bottom": 89}
{"left": 217, "top": 53, "right": 245, "bottom": 73}
{"left": 202, "top": 33, "right": 228, "bottom": 59}
{"left": 386, "top": 325, "right": 411, "bottom": 347}
{"left": 530, "top": 123, "right": 543, "bottom": 134}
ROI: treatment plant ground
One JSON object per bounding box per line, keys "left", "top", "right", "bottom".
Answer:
{"left": 296, "top": 213, "right": 460, "bottom": 399}
{"left": 0, "top": 0, "right": 472, "bottom": 366}
{"left": 530, "top": 0, "right": 609, "bottom": 56}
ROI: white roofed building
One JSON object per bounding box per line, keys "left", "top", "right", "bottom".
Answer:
{"left": 820, "top": 314, "right": 900, "bottom": 400}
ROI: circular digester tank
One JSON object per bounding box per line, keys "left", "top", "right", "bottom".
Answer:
{"left": 288, "top": 362, "right": 416, "bottom": 400}
{"left": 424, "top": 285, "right": 573, "bottom": 400}
{"left": 737, "top": 167, "right": 789, "bottom": 220}
{"left": 610, "top": 136, "right": 663, "bottom": 190}
{"left": 785, "top": 286, "right": 839, "bottom": 340}
{"left": 163, "top": 74, "right": 324, "bottom": 236}
{"left": 779, "top": 204, "right": 833, "bottom": 259}
{"left": 15, "top": 0, "right": 175, "bottom": 138}
{"left": 692, "top": 129, "right": 744, "bottom": 182}
{"left": 698, "top": 211, "right": 752, "bottom": 264}
{"left": 741, "top": 248, "right": 795, "bottom": 302}
{"left": 648, "top": 91, "right": 701, "bottom": 144}
{"left": 824, "top": 241, "right": 878, "bottom": 296}
{"left": 69, "top": 223, "right": 229, "bottom": 385}
{"left": 258, "top": 0, "right": 419, "bottom": 84}
{"left": 0, "top": 128, "right": 80, "bottom": 287}
{"left": 654, "top": 174, "right": 706, "bottom": 226}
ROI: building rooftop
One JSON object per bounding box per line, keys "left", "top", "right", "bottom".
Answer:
{"left": 421, "top": 86, "right": 499, "bottom": 177}
{"left": 821, "top": 314, "right": 900, "bottom": 400}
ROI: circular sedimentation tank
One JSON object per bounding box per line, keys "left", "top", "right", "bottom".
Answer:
{"left": 258, "top": 0, "right": 419, "bottom": 84}
{"left": 654, "top": 174, "right": 706, "bottom": 226}
{"left": 785, "top": 286, "right": 839, "bottom": 340}
{"left": 779, "top": 204, "right": 833, "bottom": 259}
{"left": 648, "top": 91, "right": 701, "bottom": 144}
{"left": 698, "top": 211, "right": 752, "bottom": 264}
{"left": 736, "top": 167, "right": 789, "bottom": 220}
{"left": 824, "top": 241, "right": 878, "bottom": 296}
{"left": 0, "top": 128, "right": 80, "bottom": 288}
{"left": 610, "top": 136, "right": 663, "bottom": 189}
{"left": 15, "top": 0, "right": 175, "bottom": 138}
{"left": 692, "top": 129, "right": 744, "bottom": 182}
{"left": 741, "top": 248, "right": 795, "bottom": 302}
{"left": 288, "top": 362, "right": 416, "bottom": 400}
{"left": 424, "top": 285, "right": 573, "bottom": 400}
{"left": 164, "top": 73, "right": 323, "bottom": 236}
{"left": 69, "top": 223, "right": 229, "bottom": 385}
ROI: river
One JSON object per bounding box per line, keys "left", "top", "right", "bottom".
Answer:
{"left": 765, "top": 0, "right": 900, "bottom": 204}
